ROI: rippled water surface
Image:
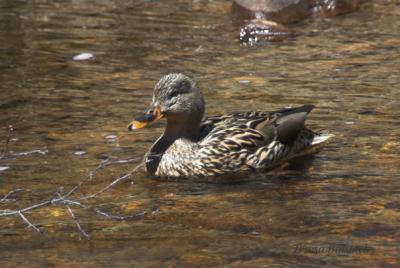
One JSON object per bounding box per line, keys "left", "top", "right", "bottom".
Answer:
{"left": 0, "top": 0, "right": 399, "bottom": 266}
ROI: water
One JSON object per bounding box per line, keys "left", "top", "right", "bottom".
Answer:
{"left": 0, "top": 0, "right": 399, "bottom": 266}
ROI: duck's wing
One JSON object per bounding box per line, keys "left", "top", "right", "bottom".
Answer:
{"left": 198, "top": 105, "right": 315, "bottom": 146}
{"left": 194, "top": 105, "right": 316, "bottom": 176}
{"left": 195, "top": 113, "right": 272, "bottom": 176}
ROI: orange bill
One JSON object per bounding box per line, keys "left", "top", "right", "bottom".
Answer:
{"left": 128, "top": 107, "right": 163, "bottom": 131}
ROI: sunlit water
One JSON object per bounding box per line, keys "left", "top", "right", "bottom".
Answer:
{"left": 0, "top": 0, "right": 399, "bottom": 266}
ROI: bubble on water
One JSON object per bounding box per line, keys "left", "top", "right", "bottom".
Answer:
{"left": 72, "top": 53, "right": 93, "bottom": 61}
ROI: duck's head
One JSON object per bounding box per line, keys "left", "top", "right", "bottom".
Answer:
{"left": 128, "top": 73, "right": 205, "bottom": 131}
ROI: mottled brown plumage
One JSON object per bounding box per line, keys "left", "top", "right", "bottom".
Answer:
{"left": 128, "top": 73, "right": 331, "bottom": 178}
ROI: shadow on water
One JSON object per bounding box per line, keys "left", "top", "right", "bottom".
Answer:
{"left": 0, "top": 0, "right": 400, "bottom": 267}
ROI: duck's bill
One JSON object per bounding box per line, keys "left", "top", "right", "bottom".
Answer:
{"left": 127, "top": 107, "right": 163, "bottom": 131}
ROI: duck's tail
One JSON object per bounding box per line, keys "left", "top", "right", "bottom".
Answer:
{"left": 283, "top": 132, "right": 333, "bottom": 162}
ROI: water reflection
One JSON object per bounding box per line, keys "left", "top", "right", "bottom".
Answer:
{"left": 0, "top": 0, "right": 399, "bottom": 266}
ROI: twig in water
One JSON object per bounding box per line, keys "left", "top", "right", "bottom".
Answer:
{"left": 0, "top": 154, "right": 145, "bottom": 238}
{"left": 92, "top": 207, "right": 147, "bottom": 221}
{"left": 61, "top": 154, "right": 142, "bottom": 200}
{"left": 66, "top": 205, "right": 90, "bottom": 239}
{"left": 54, "top": 192, "right": 89, "bottom": 239}
{"left": 12, "top": 149, "right": 48, "bottom": 157}
{"left": 0, "top": 200, "right": 51, "bottom": 217}
{"left": 105, "top": 157, "right": 143, "bottom": 165}
{"left": 0, "top": 161, "right": 144, "bottom": 217}
{"left": 78, "top": 162, "right": 144, "bottom": 201}
{"left": 17, "top": 211, "right": 42, "bottom": 234}
{"left": 61, "top": 156, "right": 114, "bottom": 200}
{"left": 0, "top": 188, "right": 25, "bottom": 203}
{"left": 0, "top": 125, "right": 13, "bottom": 159}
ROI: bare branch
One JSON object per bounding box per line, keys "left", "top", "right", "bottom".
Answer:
{"left": 66, "top": 205, "right": 90, "bottom": 239}
{"left": 60, "top": 198, "right": 86, "bottom": 208}
{"left": 92, "top": 207, "right": 148, "bottom": 220}
{"left": 0, "top": 125, "right": 13, "bottom": 159}
{"left": 105, "top": 157, "right": 143, "bottom": 165}
{"left": 0, "top": 161, "right": 143, "bottom": 217}
{"left": 0, "top": 188, "right": 25, "bottom": 203}
{"left": 0, "top": 200, "right": 51, "bottom": 217}
{"left": 11, "top": 149, "right": 48, "bottom": 157}
{"left": 0, "top": 137, "right": 146, "bottom": 239}
{"left": 61, "top": 156, "right": 113, "bottom": 200}
{"left": 60, "top": 154, "right": 142, "bottom": 200}
{"left": 17, "top": 211, "right": 42, "bottom": 234}
{"left": 51, "top": 192, "right": 89, "bottom": 239}
{"left": 0, "top": 126, "right": 49, "bottom": 160}
{"left": 78, "top": 162, "right": 144, "bottom": 201}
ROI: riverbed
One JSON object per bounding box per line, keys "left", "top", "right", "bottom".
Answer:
{"left": 0, "top": 0, "right": 399, "bottom": 266}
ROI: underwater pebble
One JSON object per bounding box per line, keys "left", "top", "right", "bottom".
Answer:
{"left": 0, "top": 166, "right": 9, "bottom": 172}
{"left": 74, "top": 151, "right": 87, "bottom": 156}
{"left": 72, "top": 53, "right": 93, "bottom": 61}
{"left": 345, "top": 121, "right": 355, "bottom": 125}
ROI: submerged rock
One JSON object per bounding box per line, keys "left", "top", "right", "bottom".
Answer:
{"left": 233, "top": 0, "right": 311, "bottom": 23}
{"left": 233, "top": 0, "right": 370, "bottom": 21}
{"left": 234, "top": 0, "right": 370, "bottom": 45}
{"left": 312, "top": 0, "right": 369, "bottom": 17}
{"left": 239, "top": 19, "right": 293, "bottom": 45}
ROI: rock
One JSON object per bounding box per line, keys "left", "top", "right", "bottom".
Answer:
{"left": 233, "top": 0, "right": 370, "bottom": 22}
{"left": 234, "top": 0, "right": 371, "bottom": 44}
{"left": 233, "top": 0, "right": 311, "bottom": 24}
{"left": 239, "top": 19, "right": 293, "bottom": 45}
{"left": 312, "top": 0, "right": 370, "bottom": 17}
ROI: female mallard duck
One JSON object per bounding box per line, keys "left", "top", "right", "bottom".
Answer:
{"left": 128, "top": 73, "right": 331, "bottom": 178}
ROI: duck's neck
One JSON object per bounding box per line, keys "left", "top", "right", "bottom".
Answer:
{"left": 146, "top": 112, "right": 203, "bottom": 174}
{"left": 165, "top": 113, "right": 202, "bottom": 141}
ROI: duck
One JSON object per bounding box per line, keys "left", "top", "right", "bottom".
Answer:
{"left": 128, "top": 73, "right": 331, "bottom": 178}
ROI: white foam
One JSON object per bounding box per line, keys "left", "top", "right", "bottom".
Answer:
{"left": 0, "top": 166, "right": 9, "bottom": 172}
{"left": 312, "top": 134, "right": 334, "bottom": 146}
{"left": 72, "top": 53, "right": 93, "bottom": 61}
{"left": 74, "top": 151, "right": 87, "bottom": 156}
